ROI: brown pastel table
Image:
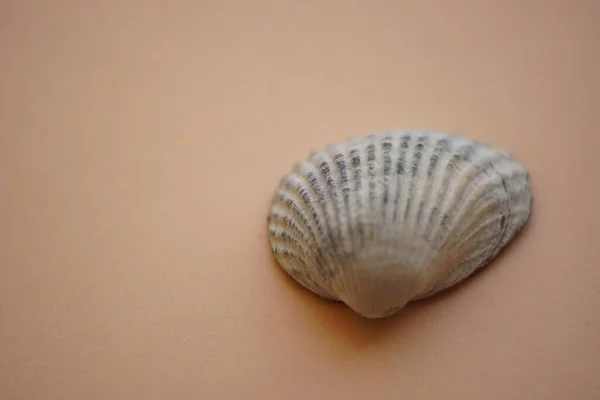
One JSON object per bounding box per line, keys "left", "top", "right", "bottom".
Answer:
{"left": 1, "top": 1, "right": 599, "bottom": 399}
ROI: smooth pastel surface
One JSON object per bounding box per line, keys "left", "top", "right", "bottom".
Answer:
{"left": 1, "top": 1, "right": 599, "bottom": 399}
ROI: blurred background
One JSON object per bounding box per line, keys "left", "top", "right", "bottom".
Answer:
{"left": 1, "top": 1, "right": 599, "bottom": 399}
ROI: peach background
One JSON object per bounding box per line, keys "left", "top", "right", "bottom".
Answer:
{"left": 1, "top": 1, "right": 599, "bottom": 399}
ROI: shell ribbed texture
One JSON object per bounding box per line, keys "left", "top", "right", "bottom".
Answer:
{"left": 267, "top": 131, "right": 532, "bottom": 318}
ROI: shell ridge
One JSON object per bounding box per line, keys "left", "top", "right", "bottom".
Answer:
{"left": 272, "top": 189, "right": 319, "bottom": 252}
{"left": 426, "top": 164, "right": 464, "bottom": 250}
{"left": 441, "top": 155, "right": 514, "bottom": 257}
{"left": 379, "top": 134, "right": 402, "bottom": 266}
{"left": 295, "top": 161, "right": 344, "bottom": 297}
{"left": 446, "top": 210, "right": 505, "bottom": 265}
{"left": 336, "top": 144, "right": 358, "bottom": 295}
{"left": 421, "top": 154, "right": 524, "bottom": 295}
{"left": 280, "top": 177, "right": 326, "bottom": 247}
{"left": 268, "top": 221, "right": 315, "bottom": 264}
{"left": 298, "top": 162, "right": 342, "bottom": 284}
{"left": 484, "top": 160, "right": 513, "bottom": 262}
{"left": 366, "top": 139, "right": 379, "bottom": 246}
{"left": 349, "top": 139, "right": 376, "bottom": 301}
{"left": 268, "top": 206, "right": 313, "bottom": 246}
{"left": 433, "top": 152, "right": 494, "bottom": 248}
{"left": 336, "top": 142, "right": 361, "bottom": 299}
{"left": 369, "top": 136, "right": 386, "bottom": 258}
{"left": 406, "top": 134, "right": 427, "bottom": 234}
{"left": 405, "top": 136, "right": 481, "bottom": 297}
{"left": 380, "top": 135, "right": 394, "bottom": 233}
{"left": 312, "top": 150, "right": 350, "bottom": 298}
{"left": 310, "top": 152, "right": 343, "bottom": 252}
{"left": 425, "top": 177, "right": 504, "bottom": 291}
{"left": 424, "top": 136, "right": 455, "bottom": 243}
{"left": 275, "top": 184, "right": 332, "bottom": 290}
{"left": 392, "top": 134, "right": 411, "bottom": 223}
{"left": 401, "top": 138, "right": 418, "bottom": 227}
{"left": 413, "top": 134, "right": 440, "bottom": 239}
{"left": 268, "top": 223, "right": 305, "bottom": 254}
{"left": 490, "top": 163, "right": 532, "bottom": 253}
{"left": 359, "top": 142, "right": 373, "bottom": 252}
{"left": 392, "top": 134, "right": 434, "bottom": 301}
{"left": 416, "top": 149, "right": 439, "bottom": 239}
{"left": 406, "top": 135, "right": 437, "bottom": 277}
{"left": 297, "top": 161, "right": 338, "bottom": 254}
{"left": 443, "top": 153, "right": 513, "bottom": 233}
{"left": 435, "top": 218, "right": 506, "bottom": 293}
{"left": 348, "top": 145, "right": 364, "bottom": 258}
{"left": 332, "top": 145, "right": 353, "bottom": 259}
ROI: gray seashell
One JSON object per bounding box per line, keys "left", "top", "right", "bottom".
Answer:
{"left": 267, "top": 131, "right": 532, "bottom": 318}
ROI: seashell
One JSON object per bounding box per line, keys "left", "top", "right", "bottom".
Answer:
{"left": 267, "top": 131, "right": 532, "bottom": 318}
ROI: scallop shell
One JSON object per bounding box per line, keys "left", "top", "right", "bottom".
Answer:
{"left": 267, "top": 131, "right": 532, "bottom": 318}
